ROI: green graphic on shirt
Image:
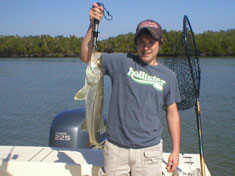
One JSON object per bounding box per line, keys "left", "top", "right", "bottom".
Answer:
{"left": 127, "top": 67, "right": 166, "bottom": 92}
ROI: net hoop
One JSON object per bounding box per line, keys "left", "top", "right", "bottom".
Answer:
{"left": 163, "top": 15, "right": 201, "bottom": 110}
{"left": 183, "top": 15, "right": 201, "bottom": 99}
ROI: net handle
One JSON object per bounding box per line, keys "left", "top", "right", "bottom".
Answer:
{"left": 183, "top": 15, "right": 206, "bottom": 176}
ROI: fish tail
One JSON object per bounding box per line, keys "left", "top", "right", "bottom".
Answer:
{"left": 74, "top": 82, "right": 88, "bottom": 100}
{"left": 88, "top": 142, "right": 103, "bottom": 149}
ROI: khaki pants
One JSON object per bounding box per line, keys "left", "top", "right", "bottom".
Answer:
{"left": 100, "top": 140, "right": 162, "bottom": 176}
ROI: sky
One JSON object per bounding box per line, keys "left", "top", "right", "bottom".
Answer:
{"left": 1, "top": 0, "right": 235, "bottom": 40}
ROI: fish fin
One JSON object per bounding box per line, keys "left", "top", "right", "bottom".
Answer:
{"left": 97, "top": 116, "right": 106, "bottom": 135}
{"left": 74, "top": 82, "right": 88, "bottom": 100}
{"left": 81, "top": 119, "right": 87, "bottom": 131}
{"left": 99, "top": 125, "right": 107, "bottom": 135}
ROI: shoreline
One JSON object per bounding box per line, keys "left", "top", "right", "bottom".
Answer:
{"left": 1, "top": 55, "right": 235, "bottom": 59}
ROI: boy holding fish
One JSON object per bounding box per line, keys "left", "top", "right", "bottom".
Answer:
{"left": 80, "top": 2, "right": 181, "bottom": 176}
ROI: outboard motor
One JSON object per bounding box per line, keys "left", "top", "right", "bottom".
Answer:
{"left": 49, "top": 107, "right": 106, "bottom": 148}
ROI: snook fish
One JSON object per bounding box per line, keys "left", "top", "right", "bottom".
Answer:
{"left": 74, "top": 51, "right": 105, "bottom": 149}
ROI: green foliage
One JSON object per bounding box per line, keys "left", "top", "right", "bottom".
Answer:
{"left": 98, "top": 33, "right": 135, "bottom": 53}
{"left": 196, "top": 29, "right": 235, "bottom": 56}
{"left": 160, "top": 30, "right": 183, "bottom": 56}
{"left": 0, "top": 29, "right": 234, "bottom": 57}
{"left": 0, "top": 35, "right": 83, "bottom": 57}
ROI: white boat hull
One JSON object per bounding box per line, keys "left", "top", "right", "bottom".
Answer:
{"left": 0, "top": 146, "right": 211, "bottom": 176}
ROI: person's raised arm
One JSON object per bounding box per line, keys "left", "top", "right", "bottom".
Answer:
{"left": 80, "top": 2, "right": 104, "bottom": 63}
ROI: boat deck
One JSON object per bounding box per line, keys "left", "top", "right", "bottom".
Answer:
{"left": 0, "top": 146, "right": 211, "bottom": 176}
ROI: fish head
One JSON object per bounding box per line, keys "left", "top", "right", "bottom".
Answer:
{"left": 90, "top": 51, "right": 102, "bottom": 64}
{"left": 86, "top": 51, "right": 103, "bottom": 85}
{"left": 89, "top": 51, "right": 102, "bottom": 72}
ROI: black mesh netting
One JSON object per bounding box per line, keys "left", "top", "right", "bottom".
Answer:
{"left": 163, "top": 16, "right": 201, "bottom": 111}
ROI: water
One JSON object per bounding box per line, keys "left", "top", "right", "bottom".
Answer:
{"left": 0, "top": 57, "right": 234, "bottom": 176}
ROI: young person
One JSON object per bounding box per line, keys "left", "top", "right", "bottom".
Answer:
{"left": 81, "top": 3, "right": 181, "bottom": 176}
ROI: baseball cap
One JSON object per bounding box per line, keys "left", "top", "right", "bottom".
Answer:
{"left": 135, "top": 19, "right": 163, "bottom": 44}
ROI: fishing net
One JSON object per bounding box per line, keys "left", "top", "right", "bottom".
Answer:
{"left": 164, "top": 16, "right": 206, "bottom": 176}
{"left": 164, "top": 16, "right": 201, "bottom": 111}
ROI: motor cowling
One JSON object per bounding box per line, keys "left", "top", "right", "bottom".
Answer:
{"left": 49, "top": 107, "right": 106, "bottom": 148}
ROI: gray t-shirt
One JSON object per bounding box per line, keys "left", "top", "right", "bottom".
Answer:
{"left": 102, "top": 53, "right": 180, "bottom": 148}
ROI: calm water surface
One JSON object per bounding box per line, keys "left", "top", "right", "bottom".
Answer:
{"left": 0, "top": 57, "right": 234, "bottom": 176}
